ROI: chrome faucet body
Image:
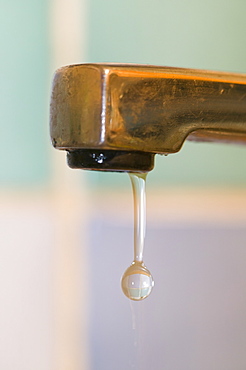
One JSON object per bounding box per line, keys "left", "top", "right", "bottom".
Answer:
{"left": 50, "top": 64, "right": 246, "bottom": 172}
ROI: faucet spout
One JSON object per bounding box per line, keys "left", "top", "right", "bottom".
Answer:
{"left": 50, "top": 64, "right": 246, "bottom": 172}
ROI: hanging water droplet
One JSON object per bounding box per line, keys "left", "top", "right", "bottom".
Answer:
{"left": 121, "top": 261, "right": 154, "bottom": 301}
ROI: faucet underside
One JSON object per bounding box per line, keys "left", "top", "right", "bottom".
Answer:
{"left": 50, "top": 64, "right": 246, "bottom": 172}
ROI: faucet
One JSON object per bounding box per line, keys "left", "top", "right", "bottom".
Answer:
{"left": 50, "top": 64, "right": 246, "bottom": 172}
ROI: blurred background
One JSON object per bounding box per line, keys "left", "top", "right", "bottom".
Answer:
{"left": 1, "top": 0, "right": 246, "bottom": 369}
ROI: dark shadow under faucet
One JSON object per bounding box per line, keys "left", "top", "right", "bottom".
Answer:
{"left": 50, "top": 64, "right": 246, "bottom": 172}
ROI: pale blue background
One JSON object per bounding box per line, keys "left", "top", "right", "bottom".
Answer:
{"left": 88, "top": 218, "right": 246, "bottom": 370}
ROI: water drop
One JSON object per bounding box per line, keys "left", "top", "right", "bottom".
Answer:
{"left": 121, "top": 261, "right": 154, "bottom": 301}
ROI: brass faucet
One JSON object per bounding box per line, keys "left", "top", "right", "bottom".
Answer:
{"left": 50, "top": 64, "right": 246, "bottom": 172}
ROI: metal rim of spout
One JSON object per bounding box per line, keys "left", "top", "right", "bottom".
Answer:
{"left": 67, "top": 149, "right": 155, "bottom": 172}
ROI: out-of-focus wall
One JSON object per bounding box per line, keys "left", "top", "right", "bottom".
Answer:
{"left": 0, "top": 2, "right": 53, "bottom": 369}
{"left": 2, "top": 0, "right": 246, "bottom": 370}
{"left": 0, "top": 0, "right": 50, "bottom": 186}
{"left": 0, "top": 0, "right": 89, "bottom": 369}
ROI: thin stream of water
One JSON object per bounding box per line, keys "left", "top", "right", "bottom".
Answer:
{"left": 130, "top": 173, "right": 146, "bottom": 262}
{"left": 129, "top": 300, "right": 145, "bottom": 369}
{"left": 121, "top": 173, "right": 154, "bottom": 301}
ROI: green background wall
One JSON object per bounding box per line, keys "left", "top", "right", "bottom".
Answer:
{"left": 0, "top": 0, "right": 50, "bottom": 187}
{"left": 1, "top": 0, "right": 246, "bottom": 188}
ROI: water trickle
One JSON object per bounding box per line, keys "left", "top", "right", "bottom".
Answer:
{"left": 121, "top": 173, "right": 154, "bottom": 301}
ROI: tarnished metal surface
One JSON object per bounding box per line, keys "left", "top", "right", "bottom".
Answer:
{"left": 50, "top": 64, "right": 246, "bottom": 171}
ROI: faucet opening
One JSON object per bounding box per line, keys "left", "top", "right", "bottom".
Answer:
{"left": 67, "top": 149, "right": 155, "bottom": 172}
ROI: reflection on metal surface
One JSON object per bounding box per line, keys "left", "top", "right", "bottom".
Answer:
{"left": 50, "top": 64, "right": 246, "bottom": 172}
